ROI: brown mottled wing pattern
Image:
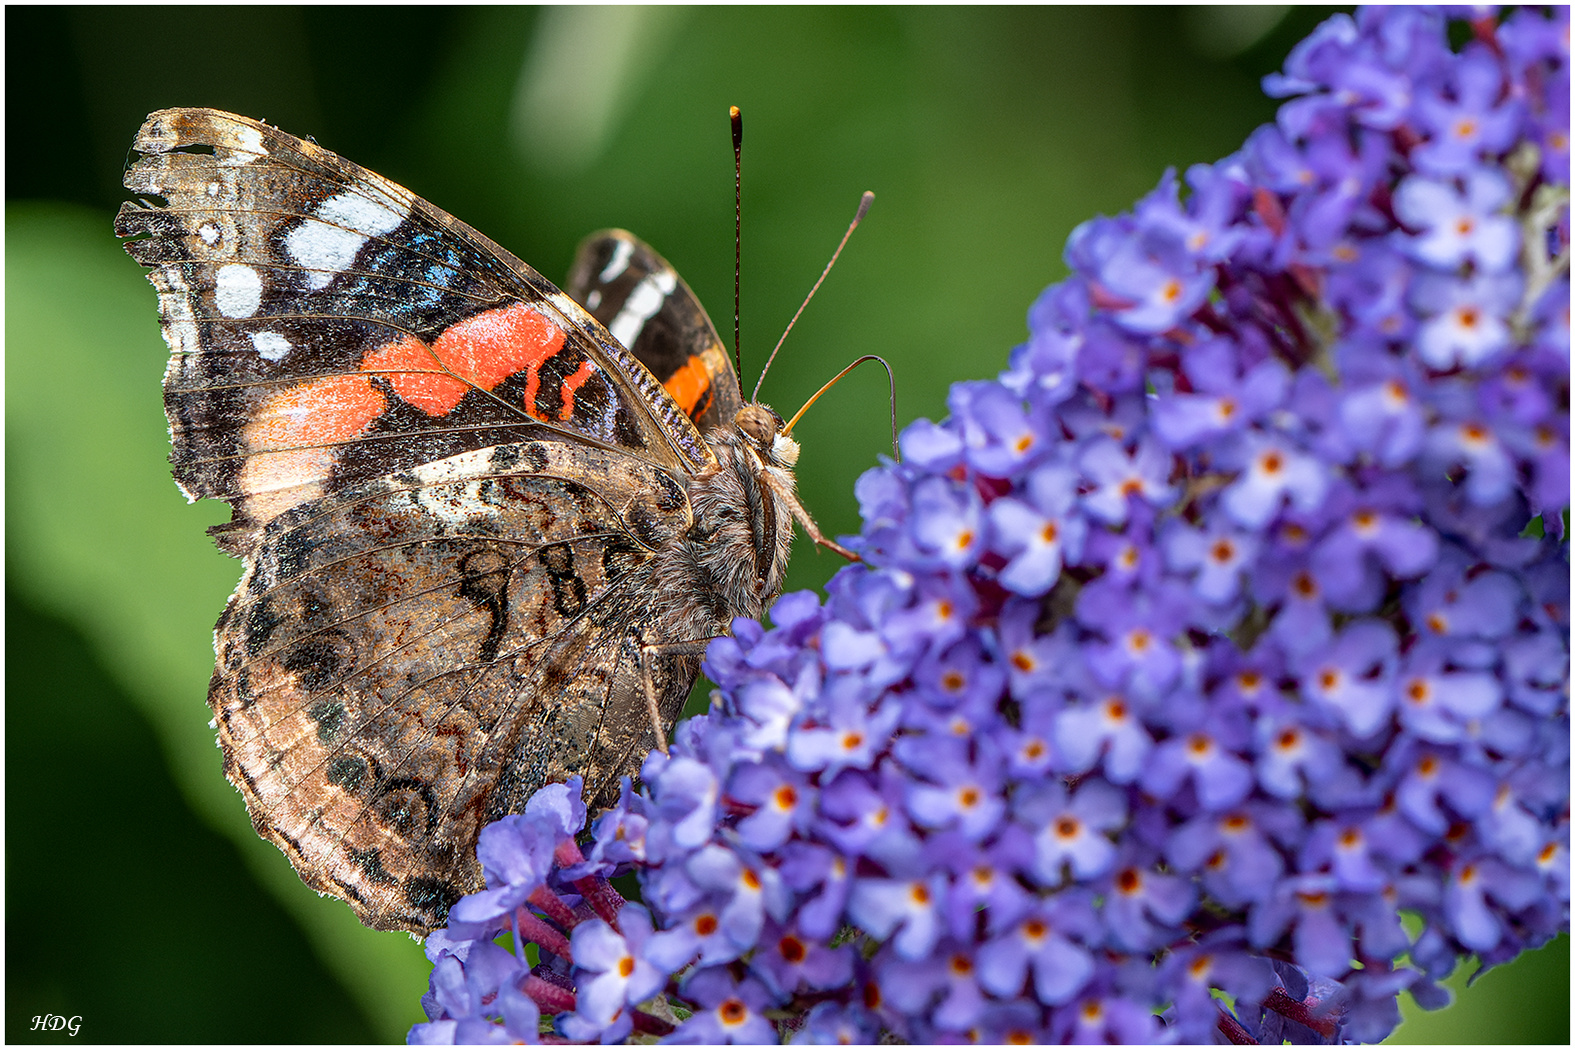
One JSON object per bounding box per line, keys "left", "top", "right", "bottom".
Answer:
{"left": 213, "top": 440, "right": 699, "bottom": 932}
{"left": 116, "top": 109, "right": 718, "bottom": 934}
{"left": 565, "top": 230, "right": 743, "bottom": 435}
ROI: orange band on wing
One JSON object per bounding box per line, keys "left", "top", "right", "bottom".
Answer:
{"left": 249, "top": 373, "right": 386, "bottom": 447}
{"left": 239, "top": 373, "right": 386, "bottom": 520}
{"left": 360, "top": 303, "right": 569, "bottom": 418}
{"left": 361, "top": 336, "right": 466, "bottom": 415}
{"left": 558, "top": 359, "right": 596, "bottom": 421}
{"left": 662, "top": 354, "right": 714, "bottom": 418}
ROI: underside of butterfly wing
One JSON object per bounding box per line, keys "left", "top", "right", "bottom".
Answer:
{"left": 116, "top": 108, "right": 713, "bottom": 554}
{"left": 567, "top": 229, "right": 743, "bottom": 434}
{"left": 211, "top": 439, "right": 699, "bottom": 933}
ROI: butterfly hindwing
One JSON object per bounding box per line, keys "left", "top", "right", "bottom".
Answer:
{"left": 209, "top": 438, "right": 700, "bottom": 931}
{"left": 566, "top": 230, "right": 743, "bottom": 435}
{"left": 116, "top": 108, "right": 713, "bottom": 553}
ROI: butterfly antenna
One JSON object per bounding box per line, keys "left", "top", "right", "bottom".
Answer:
{"left": 731, "top": 105, "right": 744, "bottom": 382}
{"left": 751, "top": 190, "right": 874, "bottom": 404}
{"left": 783, "top": 354, "right": 900, "bottom": 459}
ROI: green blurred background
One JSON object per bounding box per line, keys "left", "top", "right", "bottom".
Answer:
{"left": 5, "top": 6, "right": 1566, "bottom": 1044}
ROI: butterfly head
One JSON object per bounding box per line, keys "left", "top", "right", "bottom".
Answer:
{"left": 735, "top": 402, "right": 801, "bottom": 470}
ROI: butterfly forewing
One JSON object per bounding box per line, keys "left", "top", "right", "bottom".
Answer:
{"left": 566, "top": 230, "right": 743, "bottom": 434}
{"left": 116, "top": 108, "right": 712, "bottom": 552}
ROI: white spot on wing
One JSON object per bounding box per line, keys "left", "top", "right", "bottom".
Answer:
{"left": 598, "top": 238, "right": 634, "bottom": 282}
{"left": 250, "top": 331, "right": 293, "bottom": 361}
{"left": 609, "top": 269, "right": 676, "bottom": 350}
{"left": 285, "top": 221, "right": 366, "bottom": 291}
{"left": 197, "top": 223, "right": 220, "bottom": 246}
{"left": 219, "top": 125, "right": 267, "bottom": 166}
{"left": 215, "top": 264, "right": 263, "bottom": 318}
{"left": 284, "top": 191, "right": 409, "bottom": 291}
{"left": 316, "top": 191, "right": 408, "bottom": 238}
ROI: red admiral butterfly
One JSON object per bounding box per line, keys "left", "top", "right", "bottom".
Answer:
{"left": 117, "top": 108, "right": 849, "bottom": 934}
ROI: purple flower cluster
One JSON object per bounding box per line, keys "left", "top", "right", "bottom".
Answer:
{"left": 411, "top": 7, "right": 1568, "bottom": 1044}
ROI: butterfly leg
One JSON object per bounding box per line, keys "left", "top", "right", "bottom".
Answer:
{"left": 763, "top": 475, "right": 860, "bottom": 562}
{"left": 638, "top": 638, "right": 714, "bottom": 754}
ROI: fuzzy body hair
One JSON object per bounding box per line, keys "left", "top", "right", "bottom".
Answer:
{"left": 647, "top": 411, "right": 799, "bottom": 643}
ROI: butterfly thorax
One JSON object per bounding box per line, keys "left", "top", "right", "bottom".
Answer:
{"left": 651, "top": 403, "right": 800, "bottom": 636}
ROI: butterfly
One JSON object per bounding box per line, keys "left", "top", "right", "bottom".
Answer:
{"left": 116, "top": 108, "right": 847, "bottom": 935}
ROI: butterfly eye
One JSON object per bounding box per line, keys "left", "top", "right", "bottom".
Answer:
{"left": 735, "top": 404, "right": 777, "bottom": 447}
